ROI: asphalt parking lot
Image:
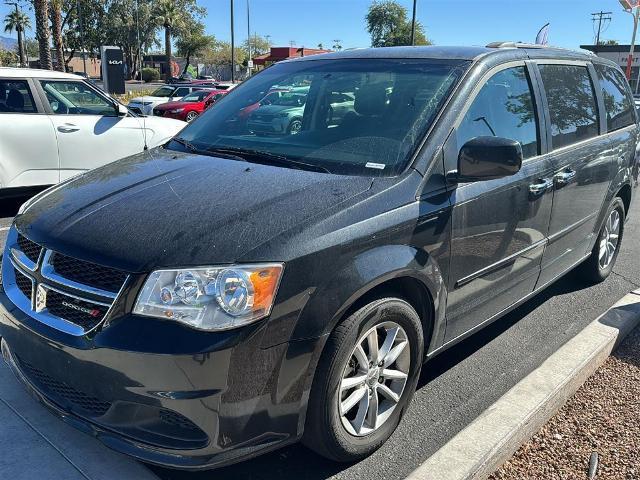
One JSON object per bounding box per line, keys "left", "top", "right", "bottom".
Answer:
{"left": 1, "top": 196, "right": 639, "bottom": 480}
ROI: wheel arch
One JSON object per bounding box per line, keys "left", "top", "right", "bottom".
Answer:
{"left": 617, "top": 182, "right": 632, "bottom": 218}
{"left": 294, "top": 244, "right": 447, "bottom": 358}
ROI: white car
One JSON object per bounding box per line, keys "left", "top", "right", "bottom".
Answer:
{"left": 128, "top": 84, "right": 207, "bottom": 116}
{"left": 0, "top": 68, "right": 185, "bottom": 196}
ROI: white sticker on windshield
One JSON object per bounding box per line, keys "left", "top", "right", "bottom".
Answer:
{"left": 365, "top": 162, "right": 386, "bottom": 170}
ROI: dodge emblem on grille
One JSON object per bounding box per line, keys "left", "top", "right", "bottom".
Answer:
{"left": 35, "top": 285, "right": 47, "bottom": 313}
{"left": 61, "top": 301, "right": 101, "bottom": 318}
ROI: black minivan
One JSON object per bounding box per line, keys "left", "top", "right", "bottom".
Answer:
{"left": 1, "top": 44, "right": 638, "bottom": 469}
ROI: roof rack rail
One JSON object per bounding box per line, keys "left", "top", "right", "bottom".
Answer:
{"left": 486, "top": 41, "right": 546, "bottom": 49}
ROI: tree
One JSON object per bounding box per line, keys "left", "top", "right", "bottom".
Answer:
{"left": 24, "top": 37, "right": 39, "bottom": 58}
{"left": 102, "top": 0, "right": 160, "bottom": 79}
{"left": 332, "top": 39, "right": 342, "bottom": 50}
{"left": 599, "top": 39, "right": 619, "bottom": 46}
{"left": 176, "top": 23, "right": 214, "bottom": 74}
{"left": 243, "top": 34, "right": 270, "bottom": 56}
{"left": 0, "top": 47, "right": 18, "bottom": 66}
{"left": 365, "top": 0, "right": 431, "bottom": 47}
{"left": 153, "top": 0, "right": 204, "bottom": 80}
{"left": 33, "top": 0, "right": 53, "bottom": 69}
{"left": 4, "top": 9, "right": 30, "bottom": 66}
{"left": 50, "top": 0, "right": 64, "bottom": 71}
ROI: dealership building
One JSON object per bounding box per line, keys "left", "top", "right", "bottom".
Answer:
{"left": 581, "top": 44, "right": 640, "bottom": 93}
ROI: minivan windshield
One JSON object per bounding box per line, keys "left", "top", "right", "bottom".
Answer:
{"left": 171, "top": 58, "right": 469, "bottom": 176}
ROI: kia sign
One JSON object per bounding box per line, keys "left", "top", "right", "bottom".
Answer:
{"left": 100, "top": 46, "right": 125, "bottom": 94}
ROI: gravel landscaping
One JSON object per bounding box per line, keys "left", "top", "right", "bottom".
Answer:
{"left": 491, "top": 325, "right": 640, "bottom": 480}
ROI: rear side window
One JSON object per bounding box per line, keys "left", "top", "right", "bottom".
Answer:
{"left": 594, "top": 64, "right": 635, "bottom": 131}
{"left": 457, "top": 66, "right": 539, "bottom": 159}
{"left": 0, "top": 79, "right": 37, "bottom": 113}
{"left": 538, "top": 64, "right": 599, "bottom": 149}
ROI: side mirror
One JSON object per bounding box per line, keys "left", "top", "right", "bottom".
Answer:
{"left": 454, "top": 136, "right": 523, "bottom": 182}
{"left": 116, "top": 103, "right": 129, "bottom": 116}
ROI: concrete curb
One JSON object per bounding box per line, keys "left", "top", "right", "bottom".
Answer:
{"left": 406, "top": 289, "right": 640, "bottom": 480}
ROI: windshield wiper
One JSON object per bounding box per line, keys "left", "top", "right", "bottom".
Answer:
{"left": 170, "top": 138, "right": 245, "bottom": 161}
{"left": 205, "top": 147, "right": 330, "bottom": 173}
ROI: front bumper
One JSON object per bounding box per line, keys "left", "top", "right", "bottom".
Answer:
{"left": 0, "top": 285, "right": 318, "bottom": 470}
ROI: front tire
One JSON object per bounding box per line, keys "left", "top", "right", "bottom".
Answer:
{"left": 303, "top": 298, "right": 423, "bottom": 462}
{"left": 185, "top": 111, "right": 199, "bottom": 122}
{"left": 579, "top": 197, "right": 625, "bottom": 283}
{"left": 287, "top": 118, "right": 302, "bottom": 135}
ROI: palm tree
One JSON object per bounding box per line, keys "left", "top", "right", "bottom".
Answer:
{"left": 4, "top": 9, "right": 31, "bottom": 67}
{"left": 50, "top": 0, "right": 64, "bottom": 71}
{"left": 33, "top": 0, "right": 52, "bottom": 70}
{"left": 154, "top": 0, "right": 185, "bottom": 80}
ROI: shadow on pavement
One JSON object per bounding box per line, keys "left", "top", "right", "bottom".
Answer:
{"left": 149, "top": 270, "right": 590, "bottom": 480}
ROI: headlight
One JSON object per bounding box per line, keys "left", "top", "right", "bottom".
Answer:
{"left": 133, "top": 264, "right": 283, "bottom": 331}
{"left": 169, "top": 108, "right": 184, "bottom": 113}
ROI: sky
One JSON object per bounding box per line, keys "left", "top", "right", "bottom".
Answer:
{"left": 1, "top": 0, "right": 638, "bottom": 51}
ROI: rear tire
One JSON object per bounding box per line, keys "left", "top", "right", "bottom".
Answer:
{"left": 578, "top": 197, "right": 624, "bottom": 284}
{"left": 303, "top": 298, "right": 423, "bottom": 462}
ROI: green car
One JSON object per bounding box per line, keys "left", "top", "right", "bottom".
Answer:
{"left": 247, "top": 89, "right": 308, "bottom": 135}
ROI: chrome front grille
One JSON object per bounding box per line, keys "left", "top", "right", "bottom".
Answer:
{"left": 13, "top": 267, "right": 33, "bottom": 300}
{"left": 17, "top": 234, "right": 42, "bottom": 264}
{"left": 48, "top": 251, "right": 128, "bottom": 294}
{"left": 3, "top": 228, "right": 129, "bottom": 336}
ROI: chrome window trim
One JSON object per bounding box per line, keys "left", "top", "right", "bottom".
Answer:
{"left": 40, "top": 250, "right": 122, "bottom": 300}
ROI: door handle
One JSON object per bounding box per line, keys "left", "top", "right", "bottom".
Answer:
{"left": 57, "top": 125, "right": 79, "bottom": 133}
{"left": 529, "top": 178, "right": 553, "bottom": 195}
{"left": 554, "top": 168, "right": 576, "bottom": 186}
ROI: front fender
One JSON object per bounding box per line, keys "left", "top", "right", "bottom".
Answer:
{"left": 291, "top": 244, "right": 447, "bottom": 353}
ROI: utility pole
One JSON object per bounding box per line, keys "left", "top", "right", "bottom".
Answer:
{"left": 410, "top": 0, "right": 417, "bottom": 45}
{"left": 246, "top": 0, "right": 251, "bottom": 77}
{"left": 76, "top": 0, "right": 87, "bottom": 74}
{"left": 620, "top": 1, "right": 640, "bottom": 84}
{"left": 591, "top": 10, "right": 612, "bottom": 53}
{"left": 230, "top": 0, "right": 235, "bottom": 83}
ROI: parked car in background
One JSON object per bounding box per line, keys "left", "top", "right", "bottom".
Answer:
{"left": 211, "top": 82, "right": 237, "bottom": 91}
{"left": 247, "top": 88, "right": 309, "bottom": 135}
{"left": 153, "top": 89, "right": 228, "bottom": 122}
{"left": 1, "top": 44, "right": 637, "bottom": 471}
{"left": 0, "top": 68, "right": 185, "bottom": 196}
{"left": 128, "top": 84, "right": 206, "bottom": 116}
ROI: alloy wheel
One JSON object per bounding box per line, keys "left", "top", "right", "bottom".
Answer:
{"left": 339, "top": 321, "right": 410, "bottom": 437}
{"left": 186, "top": 111, "right": 199, "bottom": 122}
{"left": 288, "top": 120, "right": 302, "bottom": 134}
{"left": 598, "top": 208, "right": 621, "bottom": 270}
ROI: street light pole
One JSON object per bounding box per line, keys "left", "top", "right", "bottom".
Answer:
{"left": 230, "top": 0, "right": 235, "bottom": 83}
{"left": 410, "top": 0, "right": 417, "bottom": 45}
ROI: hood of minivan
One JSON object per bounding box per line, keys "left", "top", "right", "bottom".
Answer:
{"left": 15, "top": 149, "right": 373, "bottom": 272}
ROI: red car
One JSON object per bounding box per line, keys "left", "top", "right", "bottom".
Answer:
{"left": 153, "top": 89, "right": 228, "bottom": 122}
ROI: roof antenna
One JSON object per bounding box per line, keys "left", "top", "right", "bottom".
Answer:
{"left": 135, "top": 0, "right": 148, "bottom": 151}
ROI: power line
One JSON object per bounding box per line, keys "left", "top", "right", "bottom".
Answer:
{"left": 591, "top": 11, "right": 612, "bottom": 51}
